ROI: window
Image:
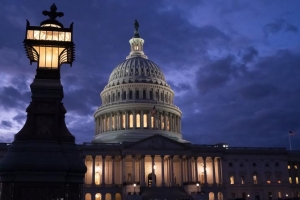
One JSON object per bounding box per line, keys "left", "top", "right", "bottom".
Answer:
{"left": 134, "top": 45, "right": 139, "bottom": 50}
{"left": 122, "top": 114, "right": 125, "bottom": 129}
{"left": 288, "top": 165, "right": 291, "bottom": 169}
{"left": 112, "top": 116, "right": 114, "bottom": 130}
{"left": 278, "top": 192, "right": 282, "bottom": 198}
{"left": 294, "top": 165, "right": 298, "bottom": 169}
{"left": 267, "top": 180, "right": 271, "bottom": 184}
{"left": 296, "top": 177, "right": 299, "bottom": 184}
{"left": 117, "top": 92, "right": 120, "bottom": 101}
{"left": 229, "top": 162, "right": 233, "bottom": 167}
{"left": 277, "top": 180, "right": 281, "bottom": 184}
{"left": 143, "top": 114, "right": 147, "bottom": 128}
{"left": 166, "top": 115, "right": 170, "bottom": 130}
{"left": 112, "top": 93, "right": 115, "bottom": 102}
{"left": 289, "top": 177, "right": 292, "bottom": 184}
{"left": 230, "top": 176, "right": 234, "bottom": 184}
{"left": 161, "top": 93, "right": 164, "bottom": 101}
{"left": 106, "top": 118, "right": 109, "bottom": 131}
{"left": 253, "top": 174, "right": 258, "bottom": 184}
{"left": 143, "top": 90, "right": 146, "bottom": 99}
{"left": 165, "top": 94, "right": 168, "bottom": 102}
{"left": 135, "top": 90, "right": 139, "bottom": 99}
{"left": 150, "top": 90, "right": 153, "bottom": 100}
{"left": 129, "top": 90, "right": 133, "bottom": 99}
{"left": 136, "top": 114, "right": 140, "bottom": 128}
{"left": 241, "top": 176, "right": 245, "bottom": 184}
{"left": 151, "top": 116, "right": 154, "bottom": 128}
{"left": 129, "top": 114, "right": 133, "bottom": 128}
{"left": 156, "top": 91, "right": 159, "bottom": 100}
{"left": 108, "top": 95, "right": 111, "bottom": 103}
{"left": 161, "top": 115, "right": 164, "bottom": 129}
{"left": 123, "top": 91, "right": 126, "bottom": 100}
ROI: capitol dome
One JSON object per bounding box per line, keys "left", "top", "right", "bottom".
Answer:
{"left": 93, "top": 21, "right": 185, "bottom": 143}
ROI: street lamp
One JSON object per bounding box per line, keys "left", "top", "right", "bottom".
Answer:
{"left": 24, "top": 3, "right": 74, "bottom": 79}
{"left": 247, "top": 194, "right": 250, "bottom": 200}
{"left": 133, "top": 183, "right": 136, "bottom": 194}
{"left": 196, "top": 183, "right": 200, "bottom": 193}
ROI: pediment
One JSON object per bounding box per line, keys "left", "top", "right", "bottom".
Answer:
{"left": 125, "top": 134, "right": 189, "bottom": 150}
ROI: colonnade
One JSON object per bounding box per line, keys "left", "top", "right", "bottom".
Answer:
{"left": 95, "top": 110, "right": 181, "bottom": 135}
{"left": 84, "top": 155, "right": 222, "bottom": 187}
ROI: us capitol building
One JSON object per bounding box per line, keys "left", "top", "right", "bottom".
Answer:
{"left": 1, "top": 21, "right": 300, "bottom": 200}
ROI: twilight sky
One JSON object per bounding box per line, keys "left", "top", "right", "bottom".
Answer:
{"left": 0, "top": 1, "right": 300, "bottom": 149}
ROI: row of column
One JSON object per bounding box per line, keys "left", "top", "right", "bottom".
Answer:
{"left": 87, "top": 155, "right": 221, "bottom": 186}
{"left": 95, "top": 110, "right": 181, "bottom": 134}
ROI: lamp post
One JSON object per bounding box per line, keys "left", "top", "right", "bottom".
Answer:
{"left": 0, "top": 4, "right": 86, "bottom": 200}
{"left": 247, "top": 194, "right": 250, "bottom": 200}
{"left": 196, "top": 183, "right": 200, "bottom": 193}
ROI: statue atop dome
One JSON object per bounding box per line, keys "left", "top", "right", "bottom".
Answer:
{"left": 134, "top": 19, "right": 140, "bottom": 38}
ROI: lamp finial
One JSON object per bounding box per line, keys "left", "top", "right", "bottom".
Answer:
{"left": 42, "top": 3, "right": 64, "bottom": 20}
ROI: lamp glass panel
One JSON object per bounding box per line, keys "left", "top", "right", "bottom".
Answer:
{"left": 34, "top": 46, "right": 64, "bottom": 68}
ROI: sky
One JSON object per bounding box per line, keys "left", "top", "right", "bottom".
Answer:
{"left": 0, "top": 1, "right": 300, "bottom": 149}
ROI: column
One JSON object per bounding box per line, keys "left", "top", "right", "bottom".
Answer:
{"left": 102, "top": 155, "right": 106, "bottom": 186}
{"left": 217, "top": 158, "right": 222, "bottom": 184}
{"left": 170, "top": 155, "right": 174, "bottom": 186}
{"left": 109, "top": 113, "right": 112, "bottom": 131}
{"left": 194, "top": 156, "right": 199, "bottom": 183}
{"left": 203, "top": 157, "right": 207, "bottom": 184}
{"left": 170, "top": 114, "right": 173, "bottom": 132}
{"left": 122, "top": 155, "right": 126, "bottom": 183}
{"left": 125, "top": 111, "right": 128, "bottom": 129}
{"left": 212, "top": 157, "right": 216, "bottom": 184}
{"left": 101, "top": 116, "right": 103, "bottom": 133}
{"left": 164, "top": 112, "right": 167, "bottom": 130}
{"left": 132, "top": 155, "right": 136, "bottom": 182}
{"left": 141, "top": 155, "right": 146, "bottom": 186}
{"left": 151, "top": 155, "right": 156, "bottom": 187}
{"left": 92, "top": 155, "right": 96, "bottom": 185}
{"left": 188, "top": 157, "right": 192, "bottom": 182}
{"left": 141, "top": 110, "right": 144, "bottom": 129}
{"left": 95, "top": 118, "right": 98, "bottom": 135}
{"left": 114, "top": 112, "right": 117, "bottom": 130}
{"left": 133, "top": 110, "right": 136, "bottom": 129}
{"left": 161, "top": 155, "right": 165, "bottom": 186}
{"left": 148, "top": 111, "right": 151, "bottom": 129}
{"left": 155, "top": 111, "right": 159, "bottom": 129}
{"left": 179, "top": 117, "right": 181, "bottom": 133}
{"left": 112, "top": 156, "right": 115, "bottom": 185}
{"left": 180, "top": 156, "right": 183, "bottom": 186}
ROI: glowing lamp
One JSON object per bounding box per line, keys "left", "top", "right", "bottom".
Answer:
{"left": 24, "top": 4, "right": 74, "bottom": 78}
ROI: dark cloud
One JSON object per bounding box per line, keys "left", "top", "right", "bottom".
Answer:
{"left": 0, "top": 120, "right": 12, "bottom": 129}
{"left": 13, "top": 113, "right": 26, "bottom": 124}
{"left": 169, "top": 81, "right": 191, "bottom": 93}
{"left": 0, "top": 86, "right": 30, "bottom": 110}
{"left": 239, "top": 83, "right": 278, "bottom": 100}
{"left": 263, "top": 18, "right": 298, "bottom": 37}
{"left": 242, "top": 46, "right": 258, "bottom": 63}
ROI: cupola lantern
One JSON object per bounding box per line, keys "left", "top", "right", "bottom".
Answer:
{"left": 24, "top": 4, "right": 74, "bottom": 78}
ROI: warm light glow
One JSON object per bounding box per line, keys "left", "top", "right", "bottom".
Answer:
{"left": 161, "top": 115, "right": 164, "bottom": 129}
{"left": 129, "top": 114, "right": 133, "bottom": 128}
{"left": 136, "top": 114, "right": 140, "bottom": 128}
{"left": 230, "top": 176, "right": 234, "bottom": 184}
{"left": 153, "top": 165, "right": 156, "bottom": 169}
{"left": 96, "top": 165, "right": 100, "bottom": 172}
{"left": 196, "top": 183, "right": 199, "bottom": 186}
{"left": 122, "top": 114, "right": 125, "bottom": 128}
{"left": 143, "top": 114, "right": 147, "bottom": 128}
{"left": 286, "top": 194, "right": 288, "bottom": 197}
{"left": 247, "top": 195, "right": 250, "bottom": 197}
{"left": 33, "top": 46, "right": 63, "bottom": 68}
{"left": 133, "top": 183, "right": 136, "bottom": 187}
{"left": 151, "top": 116, "right": 154, "bottom": 128}
{"left": 27, "top": 29, "right": 71, "bottom": 41}
{"left": 95, "top": 172, "right": 100, "bottom": 185}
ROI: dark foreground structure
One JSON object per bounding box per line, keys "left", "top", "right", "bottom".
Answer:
{"left": 0, "top": 4, "right": 86, "bottom": 200}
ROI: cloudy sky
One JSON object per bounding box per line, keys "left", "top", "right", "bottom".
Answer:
{"left": 0, "top": 1, "right": 300, "bottom": 149}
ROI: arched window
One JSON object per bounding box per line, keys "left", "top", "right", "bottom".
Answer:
{"left": 253, "top": 172, "right": 258, "bottom": 184}
{"left": 151, "top": 116, "right": 154, "bottom": 128}
{"left": 129, "top": 114, "right": 133, "bottom": 128}
{"left": 105, "top": 193, "right": 111, "bottom": 200}
{"left": 143, "top": 90, "right": 146, "bottom": 99}
{"left": 136, "top": 113, "right": 141, "bottom": 128}
{"left": 129, "top": 90, "right": 133, "bottom": 99}
{"left": 112, "top": 93, "right": 115, "bottom": 102}
{"left": 218, "top": 192, "right": 223, "bottom": 200}
{"left": 108, "top": 95, "right": 111, "bottom": 103}
{"left": 95, "top": 193, "right": 101, "bottom": 200}
{"left": 156, "top": 91, "right": 159, "bottom": 101}
{"left": 123, "top": 91, "right": 126, "bottom": 100}
{"left": 166, "top": 115, "right": 169, "bottom": 130}
{"left": 143, "top": 113, "right": 147, "bottom": 128}
{"left": 230, "top": 175, "right": 234, "bottom": 184}
{"left": 209, "top": 192, "right": 215, "bottom": 200}
{"left": 165, "top": 94, "right": 168, "bottom": 102}
{"left": 117, "top": 92, "right": 120, "bottom": 101}
{"left": 85, "top": 193, "right": 91, "bottom": 200}
{"left": 150, "top": 90, "right": 153, "bottom": 100}
{"left": 161, "top": 114, "right": 164, "bottom": 129}
{"left": 122, "top": 113, "right": 125, "bottom": 129}
{"left": 135, "top": 90, "right": 139, "bottom": 99}
{"left": 161, "top": 93, "right": 164, "bottom": 101}
{"left": 115, "top": 193, "right": 121, "bottom": 200}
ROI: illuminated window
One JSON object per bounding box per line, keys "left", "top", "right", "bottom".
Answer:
{"left": 136, "top": 114, "right": 140, "bottom": 128}
{"left": 289, "top": 177, "right": 292, "bottom": 184}
{"left": 143, "top": 114, "right": 147, "bottom": 128}
{"left": 112, "top": 116, "right": 114, "bottom": 130}
{"left": 106, "top": 117, "right": 109, "bottom": 131}
{"left": 134, "top": 45, "right": 139, "bottom": 50}
{"left": 253, "top": 174, "right": 258, "bottom": 184}
{"left": 241, "top": 176, "right": 245, "bottom": 184}
{"left": 277, "top": 180, "right": 281, "bottom": 184}
{"left": 161, "top": 115, "right": 164, "bottom": 129}
{"left": 294, "top": 165, "right": 298, "bottom": 169}
{"left": 230, "top": 176, "right": 234, "bottom": 184}
{"left": 122, "top": 114, "right": 125, "bottom": 129}
{"left": 166, "top": 115, "right": 169, "bottom": 130}
{"left": 267, "top": 180, "right": 271, "bottom": 184}
{"left": 129, "top": 114, "right": 133, "bottom": 128}
{"left": 296, "top": 177, "right": 299, "bottom": 184}
{"left": 278, "top": 192, "right": 282, "bottom": 198}
{"left": 151, "top": 116, "right": 154, "bottom": 128}
{"left": 288, "top": 165, "right": 291, "bottom": 169}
